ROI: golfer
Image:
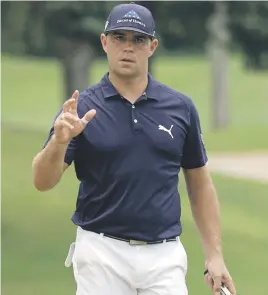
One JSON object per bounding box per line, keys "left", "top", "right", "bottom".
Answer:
{"left": 32, "top": 2, "right": 236, "bottom": 295}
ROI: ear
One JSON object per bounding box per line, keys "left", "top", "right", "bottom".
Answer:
{"left": 148, "top": 39, "right": 158, "bottom": 57}
{"left": 100, "top": 33, "right": 108, "bottom": 54}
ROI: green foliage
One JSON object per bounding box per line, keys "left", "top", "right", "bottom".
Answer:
{"left": 229, "top": 2, "right": 268, "bottom": 69}
{"left": 230, "top": 2, "right": 268, "bottom": 36}
{"left": 1, "top": 1, "right": 111, "bottom": 57}
{"left": 1, "top": 1, "right": 31, "bottom": 54}
{"left": 2, "top": 1, "right": 268, "bottom": 68}
{"left": 45, "top": 2, "right": 107, "bottom": 40}
{"left": 154, "top": 1, "right": 214, "bottom": 51}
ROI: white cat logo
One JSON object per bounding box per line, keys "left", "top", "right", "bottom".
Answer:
{"left": 158, "top": 124, "right": 174, "bottom": 139}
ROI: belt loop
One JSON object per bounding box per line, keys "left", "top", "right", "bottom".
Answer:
{"left": 100, "top": 233, "right": 104, "bottom": 238}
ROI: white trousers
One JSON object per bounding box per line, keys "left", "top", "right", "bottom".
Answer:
{"left": 65, "top": 227, "right": 188, "bottom": 295}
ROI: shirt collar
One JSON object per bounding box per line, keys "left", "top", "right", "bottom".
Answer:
{"left": 100, "top": 72, "right": 160, "bottom": 101}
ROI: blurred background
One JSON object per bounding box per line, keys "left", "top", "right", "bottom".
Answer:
{"left": 1, "top": 1, "right": 268, "bottom": 295}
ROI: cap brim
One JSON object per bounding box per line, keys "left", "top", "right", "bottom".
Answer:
{"left": 105, "top": 27, "right": 155, "bottom": 38}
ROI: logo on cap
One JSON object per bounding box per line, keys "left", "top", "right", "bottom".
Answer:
{"left": 124, "top": 10, "right": 141, "bottom": 20}
{"left": 117, "top": 9, "right": 145, "bottom": 27}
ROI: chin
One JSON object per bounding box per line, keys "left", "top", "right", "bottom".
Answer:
{"left": 115, "top": 68, "right": 139, "bottom": 78}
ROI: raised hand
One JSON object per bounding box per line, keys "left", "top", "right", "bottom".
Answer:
{"left": 53, "top": 90, "right": 96, "bottom": 144}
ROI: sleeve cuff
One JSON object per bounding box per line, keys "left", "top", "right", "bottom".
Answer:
{"left": 181, "top": 156, "right": 208, "bottom": 169}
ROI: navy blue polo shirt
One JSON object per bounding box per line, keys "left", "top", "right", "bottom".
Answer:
{"left": 44, "top": 73, "right": 207, "bottom": 241}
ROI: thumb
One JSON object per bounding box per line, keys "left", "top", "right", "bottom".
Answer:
{"left": 81, "top": 109, "right": 96, "bottom": 126}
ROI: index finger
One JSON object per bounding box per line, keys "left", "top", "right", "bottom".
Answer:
{"left": 69, "top": 90, "right": 79, "bottom": 115}
{"left": 63, "top": 98, "right": 75, "bottom": 113}
{"left": 72, "top": 90, "right": 79, "bottom": 100}
{"left": 212, "top": 276, "right": 222, "bottom": 295}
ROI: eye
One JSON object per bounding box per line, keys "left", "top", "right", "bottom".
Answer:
{"left": 135, "top": 36, "right": 146, "bottom": 43}
{"left": 115, "top": 35, "right": 124, "bottom": 41}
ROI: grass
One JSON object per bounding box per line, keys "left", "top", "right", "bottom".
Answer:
{"left": 2, "top": 126, "right": 268, "bottom": 295}
{"left": 1, "top": 53, "right": 268, "bottom": 151}
{"left": 1, "top": 54, "right": 268, "bottom": 295}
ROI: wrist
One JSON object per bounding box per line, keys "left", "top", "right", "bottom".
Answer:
{"left": 205, "top": 252, "right": 224, "bottom": 265}
{"left": 50, "top": 134, "right": 70, "bottom": 149}
{"left": 204, "top": 246, "right": 223, "bottom": 262}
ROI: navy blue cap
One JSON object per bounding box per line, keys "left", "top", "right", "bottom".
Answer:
{"left": 104, "top": 3, "right": 156, "bottom": 37}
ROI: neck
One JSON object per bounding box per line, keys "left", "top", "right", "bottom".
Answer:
{"left": 108, "top": 71, "right": 148, "bottom": 104}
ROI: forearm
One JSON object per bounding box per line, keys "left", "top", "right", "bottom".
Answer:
{"left": 32, "top": 135, "right": 69, "bottom": 191}
{"left": 189, "top": 182, "right": 222, "bottom": 260}
{"left": 184, "top": 166, "right": 223, "bottom": 260}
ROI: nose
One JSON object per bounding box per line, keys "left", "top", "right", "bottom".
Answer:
{"left": 124, "top": 39, "right": 134, "bottom": 52}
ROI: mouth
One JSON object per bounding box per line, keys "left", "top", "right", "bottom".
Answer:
{"left": 120, "top": 58, "right": 135, "bottom": 63}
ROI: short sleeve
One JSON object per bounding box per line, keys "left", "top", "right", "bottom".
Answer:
{"left": 43, "top": 108, "right": 77, "bottom": 166}
{"left": 181, "top": 100, "right": 208, "bottom": 169}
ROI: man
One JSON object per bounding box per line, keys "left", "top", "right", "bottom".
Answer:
{"left": 32, "top": 2, "right": 236, "bottom": 295}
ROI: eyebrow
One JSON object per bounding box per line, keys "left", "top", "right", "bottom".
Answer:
{"left": 111, "top": 31, "right": 148, "bottom": 38}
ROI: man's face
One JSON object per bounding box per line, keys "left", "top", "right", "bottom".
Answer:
{"left": 101, "top": 30, "right": 158, "bottom": 78}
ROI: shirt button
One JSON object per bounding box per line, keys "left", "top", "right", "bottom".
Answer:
{"left": 132, "top": 105, "right": 135, "bottom": 109}
{"left": 134, "top": 119, "right": 138, "bottom": 123}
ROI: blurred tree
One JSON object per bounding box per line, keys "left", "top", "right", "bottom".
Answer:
{"left": 207, "top": 1, "right": 230, "bottom": 129}
{"left": 44, "top": 2, "right": 106, "bottom": 100}
{"left": 1, "top": 1, "right": 31, "bottom": 54}
{"left": 23, "top": 1, "right": 48, "bottom": 57}
{"left": 229, "top": 2, "right": 268, "bottom": 70}
{"left": 1, "top": 1, "right": 110, "bottom": 101}
{"left": 2, "top": 0, "right": 268, "bottom": 105}
{"left": 155, "top": 1, "right": 214, "bottom": 53}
